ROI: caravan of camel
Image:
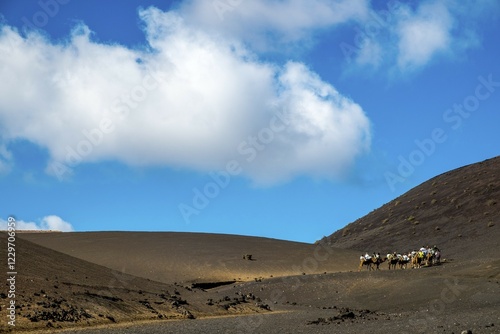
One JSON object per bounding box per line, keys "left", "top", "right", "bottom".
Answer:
{"left": 358, "top": 246, "right": 441, "bottom": 271}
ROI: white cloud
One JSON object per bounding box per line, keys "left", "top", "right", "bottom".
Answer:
{"left": 355, "top": 38, "right": 383, "bottom": 67}
{"left": 41, "top": 215, "right": 74, "bottom": 232}
{"left": 180, "top": 0, "right": 370, "bottom": 51}
{"left": 246, "top": 62, "right": 371, "bottom": 183}
{"left": 0, "top": 215, "right": 74, "bottom": 231}
{"left": 180, "top": 0, "right": 492, "bottom": 70}
{"left": 0, "top": 7, "right": 371, "bottom": 184}
{"left": 396, "top": 2, "right": 453, "bottom": 70}
{"left": 0, "top": 144, "right": 13, "bottom": 174}
{"left": 343, "top": 0, "right": 491, "bottom": 73}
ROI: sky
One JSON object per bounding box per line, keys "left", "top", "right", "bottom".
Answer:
{"left": 0, "top": 0, "right": 499, "bottom": 243}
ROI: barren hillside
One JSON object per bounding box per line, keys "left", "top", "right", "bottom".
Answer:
{"left": 0, "top": 234, "right": 275, "bottom": 332}
{"left": 321, "top": 156, "right": 500, "bottom": 259}
{"left": 20, "top": 232, "right": 360, "bottom": 285}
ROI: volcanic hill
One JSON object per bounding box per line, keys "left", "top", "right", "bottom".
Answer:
{"left": 19, "top": 232, "right": 359, "bottom": 285}
{"left": 321, "top": 156, "right": 500, "bottom": 260}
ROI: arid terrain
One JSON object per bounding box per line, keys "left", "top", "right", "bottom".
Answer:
{"left": 1, "top": 156, "right": 499, "bottom": 333}
{"left": 324, "top": 156, "right": 500, "bottom": 261}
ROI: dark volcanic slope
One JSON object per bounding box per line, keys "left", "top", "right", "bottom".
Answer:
{"left": 0, "top": 234, "right": 271, "bottom": 332}
{"left": 20, "top": 232, "right": 360, "bottom": 284}
{"left": 321, "top": 156, "right": 500, "bottom": 259}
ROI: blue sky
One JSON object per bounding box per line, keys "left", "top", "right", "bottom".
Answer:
{"left": 0, "top": 0, "right": 499, "bottom": 243}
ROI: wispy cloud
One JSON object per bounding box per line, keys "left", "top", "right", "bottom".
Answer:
{"left": 179, "top": 0, "right": 370, "bottom": 51}
{"left": 342, "top": 0, "right": 493, "bottom": 73}
{"left": 0, "top": 215, "right": 74, "bottom": 231}
{"left": 395, "top": 1, "right": 453, "bottom": 70}
{"left": 0, "top": 144, "right": 13, "bottom": 174}
{"left": 180, "top": 0, "right": 493, "bottom": 73}
{"left": 0, "top": 7, "right": 371, "bottom": 184}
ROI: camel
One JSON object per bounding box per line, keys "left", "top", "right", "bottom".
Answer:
{"left": 372, "top": 256, "right": 387, "bottom": 270}
{"left": 387, "top": 254, "right": 399, "bottom": 270}
{"left": 358, "top": 256, "right": 386, "bottom": 271}
{"left": 433, "top": 250, "right": 441, "bottom": 264}
{"left": 359, "top": 257, "right": 374, "bottom": 271}
{"left": 411, "top": 252, "right": 424, "bottom": 269}
{"left": 424, "top": 251, "right": 434, "bottom": 266}
{"left": 398, "top": 256, "right": 410, "bottom": 269}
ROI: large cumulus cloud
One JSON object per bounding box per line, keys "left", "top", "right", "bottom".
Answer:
{"left": 0, "top": 7, "right": 371, "bottom": 184}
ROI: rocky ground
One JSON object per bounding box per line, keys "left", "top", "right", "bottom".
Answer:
{"left": 0, "top": 235, "right": 272, "bottom": 333}
{"left": 27, "top": 260, "right": 500, "bottom": 334}
{"left": 2, "top": 241, "right": 498, "bottom": 333}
